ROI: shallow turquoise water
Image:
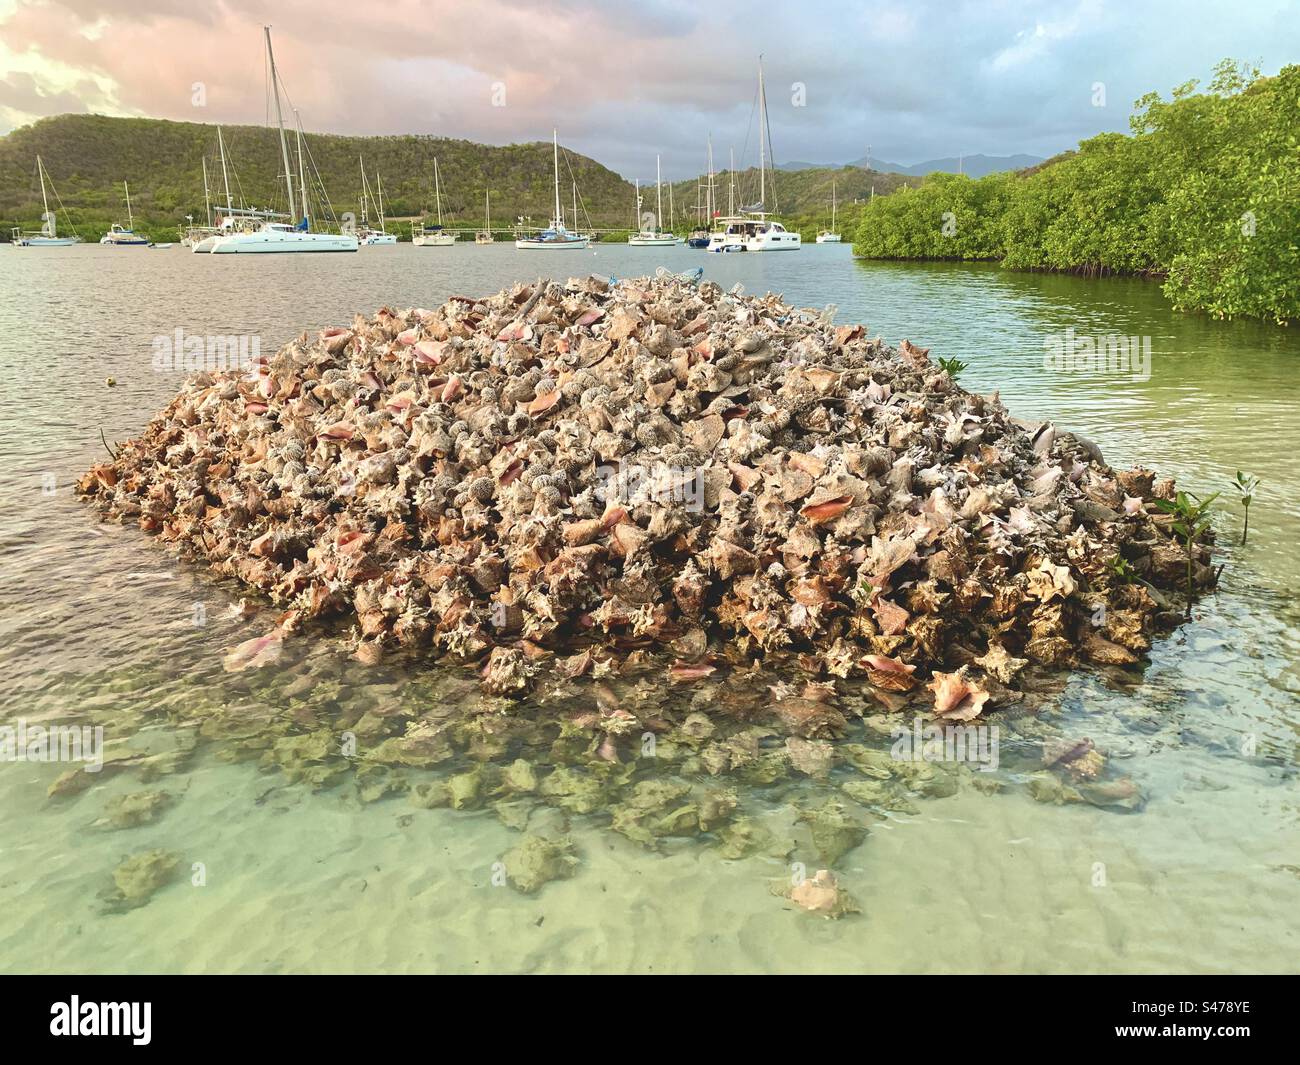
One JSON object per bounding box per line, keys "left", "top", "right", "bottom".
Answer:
{"left": 1, "top": 243, "right": 1298, "bottom": 973}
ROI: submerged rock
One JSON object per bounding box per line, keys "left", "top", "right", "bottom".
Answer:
{"left": 94, "top": 789, "right": 172, "bottom": 830}
{"left": 797, "top": 798, "right": 870, "bottom": 865}
{"left": 503, "top": 834, "right": 578, "bottom": 894}
{"left": 103, "top": 848, "right": 180, "bottom": 911}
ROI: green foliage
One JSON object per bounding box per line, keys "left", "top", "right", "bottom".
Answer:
{"left": 854, "top": 61, "right": 1300, "bottom": 322}
{"left": 1152, "top": 490, "right": 1218, "bottom": 613}
{"left": 1104, "top": 555, "right": 1138, "bottom": 585}
{"left": 937, "top": 355, "right": 968, "bottom": 379}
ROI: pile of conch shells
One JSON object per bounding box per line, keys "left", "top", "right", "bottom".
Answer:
{"left": 79, "top": 274, "right": 1215, "bottom": 706}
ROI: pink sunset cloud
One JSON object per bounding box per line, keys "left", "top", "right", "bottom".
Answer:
{"left": 2, "top": 0, "right": 1298, "bottom": 177}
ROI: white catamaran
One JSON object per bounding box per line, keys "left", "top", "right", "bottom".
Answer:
{"left": 515, "top": 131, "right": 590, "bottom": 250}
{"left": 10, "top": 156, "right": 82, "bottom": 246}
{"left": 187, "top": 126, "right": 287, "bottom": 252}
{"left": 413, "top": 158, "right": 455, "bottom": 246}
{"left": 100, "top": 182, "right": 151, "bottom": 246}
{"left": 816, "top": 178, "right": 842, "bottom": 242}
{"left": 628, "top": 156, "right": 676, "bottom": 246}
{"left": 210, "top": 28, "right": 358, "bottom": 254}
{"left": 708, "top": 57, "right": 801, "bottom": 252}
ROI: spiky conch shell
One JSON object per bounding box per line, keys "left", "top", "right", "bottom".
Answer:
{"left": 78, "top": 274, "right": 1213, "bottom": 700}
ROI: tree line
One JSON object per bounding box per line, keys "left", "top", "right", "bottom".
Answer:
{"left": 852, "top": 61, "right": 1299, "bottom": 322}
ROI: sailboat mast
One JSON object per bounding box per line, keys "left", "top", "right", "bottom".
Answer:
{"left": 38, "top": 157, "right": 50, "bottom": 219}
{"left": 831, "top": 179, "right": 837, "bottom": 229}
{"left": 264, "top": 25, "right": 297, "bottom": 223}
{"left": 125, "top": 182, "right": 133, "bottom": 229}
{"left": 360, "top": 156, "right": 368, "bottom": 223}
{"left": 202, "top": 158, "right": 212, "bottom": 227}
{"left": 433, "top": 158, "right": 443, "bottom": 226}
{"left": 377, "top": 173, "right": 386, "bottom": 231}
{"left": 633, "top": 178, "right": 640, "bottom": 230}
{"left": 758, "top": 56, "right": 767, "bottom": 208}
{"left": 38, "top": 156, "right": 53, "bottom": 236}
{"left": 706, "top": 137, "right": 714, "bottom": 220}
{"left": 218, "top": 126, "right": 233, "bottom": 212}
{"left": 485, "top": 189, "right": 490, "bottom": 229}
{"left": 655, "top": 156, "right": 663, "bottom": 233}
{"left": 572, "top": 181, "right": 577, "bottom": 231}
{"left": 294, "top": 110, "right": 307, "bottom": 226}
{"left": 552, "top": 130, "right": 562, "bottom": 226}
{"left": 729, "top": 148, "right": 735, "bottom": 216}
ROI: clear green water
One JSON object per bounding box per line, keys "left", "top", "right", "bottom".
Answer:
{"left": 1, "top": 244, "right": 1298, "bottom": 973}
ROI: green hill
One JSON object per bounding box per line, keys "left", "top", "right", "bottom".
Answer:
{"left": 664, "top": 165, "right": 914, "bottom": 241}
{"left": 0, "top": 114, "right": 913, "bottom": 242}
{"left": 0, "top": 114, "right": 638, "bottom": 241}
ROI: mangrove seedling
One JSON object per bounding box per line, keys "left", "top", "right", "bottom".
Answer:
{"left": 1231, "top": 471, "right": 1259, "bottom": 544}
{"left": 1153, "top": 490, "right": 1218, "bottom": 617}
{"left": 937, "top": 355, "right": 969, "bottom": 380}
{"left": 1104, "top": 555, "right": 1138, "bottom": 585}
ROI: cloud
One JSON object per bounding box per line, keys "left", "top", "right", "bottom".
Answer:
{"left": 0, "top": 0, "right": 1297, "bottom": 175}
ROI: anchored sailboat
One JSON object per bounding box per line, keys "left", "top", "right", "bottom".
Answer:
{"left": 10, "top": 156, "right": 82, "bottom": 246}
{"left": 515, "top": 131, "right": 589, "bottom": 250}
{"left": 475, "top": 190, "right": 493, "bottom": 244}
{"left": 708, "top": 57, "right": 801, "bottom": 252}
{"left": 210, "top": 27, "right": 358, "bottom": 254}
{"left": 686, "top": 138, "right": 718, "bottom": 248}
{"left": 413, "top": 158, "right": 455, "bottom": 246}
{"left": 816, "top": 179, "right": 842, "bottom": 242}
{"left": 100, "top": 182, "right": 151, "bottom": 246}
{"left": 628, "top": 156, "right": 676, "bottom": 246}
{"left": 358, "top": 159, "right": 397, "bottom": 245}
{"left": 188, "top": 127, "right": 284, "bottom": 252}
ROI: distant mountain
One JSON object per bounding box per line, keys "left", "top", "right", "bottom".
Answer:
{"left": 780, "top": 153, "right": 1045, "bottom": 178}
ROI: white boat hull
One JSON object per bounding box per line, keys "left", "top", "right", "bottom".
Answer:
{"left": 13, "top": 236, "right": 80, "bottom": 247}
{"left": 815, "top": 233, "right": 842, "bottom": 243}
{"left": 515, "top": 238, "right": 589, "bottom": 250}
{"left": 412, "top": 233, "right": 455, "bottom": 246}
{"left": 191, "top": 235, "right": 220, "bottom": 253}
{"left": 211, "top": 230, "right": 359, "bottom": 253}
{"left": 707, "top": 234, "right": 801, "bottom": 252}
{"left": 628, "top": 233, "right": 677, "bottom": 246}
{"left": 100, "top": 235, "right": 151, "bottom": 246}
{"left": 362, "top": 233, "right": 399, "bottom": 246}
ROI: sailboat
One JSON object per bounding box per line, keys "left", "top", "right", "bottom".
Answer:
{"left": 816, "top": 179, "right": 842, "bottom": 242}
{"left": 707, "top": 57, "right": 800, "bottom": 252}
{"left": 475, "top": 190, "right": 493, "bottom": 244}
{"left": 515, "top": 131, "right": 590, "bottom": 250}
{"left": 188, "top": 127, "right": 285, "bottom": 252}
{"left": 686, "top": 138, "right": 718, "bottom": 248}
{"left": 358, "top": 159, "right": 398, "bottom": 245}
{"left": 210, "top": 27, "right": 358, "bottom": 254}
{"left": 100, "top": 182, "right": 151, "bottom": 245}
{"left": 628, "top": 156, "right": 676, "bottom": 246}
{"left": 10, "top": 156, "right": 82, "bottom": 246}
{"left": 413, "top": 158, "right": 455, "bottom": 246}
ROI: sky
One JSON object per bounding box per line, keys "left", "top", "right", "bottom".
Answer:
{"left": 0, "top": 0, "right": 1297, "bottom": 180}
